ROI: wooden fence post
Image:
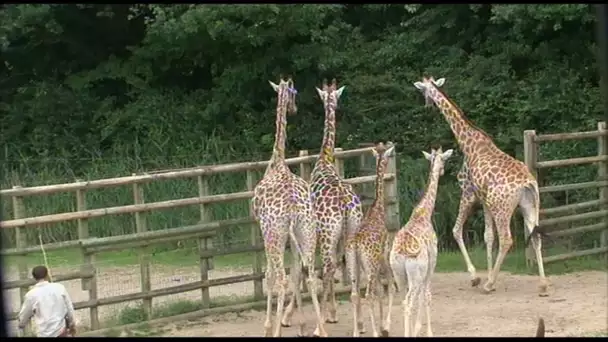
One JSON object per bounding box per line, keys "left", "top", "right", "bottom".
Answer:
{"left": 523, "top": 130, "right": 538, "bottom": 268}
{"left": 83, "top": 249, "right": 99, "bottom": 330}
{"left": 386, "top": 147, "right": 400, "bottom": 238}
{"left": 298, "top": 150, "right": 311, "bottom": 294}
{"left": 357, "top": 143, "right": 376, "bottom": 200}
{"left": 197, "top": 175, "right": 213, "bottom": 308}
{"left": 598, "top": 122, "right": 608, "bottom": 263}
{"left": 247, "top": 170, "right": 264, "bottom": 300}
{"left": 75, "top": 179, "right": 99, "bottom": 330}
{"left": 299, "top": 150, "right": 311, "bottom": 182}
{"left": 12, "top": 186, "right": 31, "bottom": 335}
{"left": 132, "top": 175, "right": 151, "bottom": 319}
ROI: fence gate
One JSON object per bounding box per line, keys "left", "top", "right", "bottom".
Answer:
{"left": 523, "top": 122, "right": 608, "bottom": 266}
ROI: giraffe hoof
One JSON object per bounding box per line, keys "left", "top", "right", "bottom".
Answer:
{"left": 538, "top": 283, "right": 549, "bottom": 297}
{"left": 381, "top": 329, "right": 389, "bottom": 337}
{"left": 471, "top": 277, "right": 481, "bottom": 287}
{"left": 482, "top": 283, "right": 496, "bottom": 294}
{"left": 281, "top": 322, "right": 291, "bottom": 328}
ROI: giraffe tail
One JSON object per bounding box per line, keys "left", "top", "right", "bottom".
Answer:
{"left": 535, "top": 317, "right": 545, "bottom": 337}
{"left": 287, "top": 216, "right": 304, "bottom": 260}
{"left": 524, "top": 182, "right": 550, "bottom": 247}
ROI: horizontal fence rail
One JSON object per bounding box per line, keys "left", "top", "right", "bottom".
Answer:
{"left": 0, "top": 146, "right": 400, "bottom": 336}
{"left": 0, "top": 147, "right": 374, "bottom": 198}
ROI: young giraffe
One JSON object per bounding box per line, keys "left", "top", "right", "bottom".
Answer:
{"left": 345, "top": 141, "right": 396, "bottom": 337}
{"left": 413, "top": 77, "right": 549, "bottom": 296}
{"left": 252, "top": 77, "right": 325, "bottom": 337}
{"left": 310, "top": 79, "right": 363, "bottom": 335}
{"left": 385, "top": 147, "right": 454, "bottom": 337}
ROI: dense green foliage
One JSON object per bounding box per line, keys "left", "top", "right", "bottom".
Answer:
{"left": 1, "top": 5, "right": 603, "bottom": 250}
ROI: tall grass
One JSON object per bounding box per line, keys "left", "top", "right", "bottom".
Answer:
{"left": 1, "top": 134, "right": 602, "bottom": 255}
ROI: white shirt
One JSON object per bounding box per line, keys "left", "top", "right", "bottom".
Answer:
{"left": 18, "top": 281, "right": 76, "bottom": 337}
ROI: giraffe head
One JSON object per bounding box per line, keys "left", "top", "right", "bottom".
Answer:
{"left": 413, "top": 76, "right": 445, "bottom": 108}
{"left": 371, "top": 141, "right": 396, "bottom": 170}
{"left": 315, "top": 78, "right": 345, "bottom": 110}
{"left": 422, "top": 146, "right": 453, "bottom": 176}
{"left": 269, "top": 76, "right": 298, "bottom": 114}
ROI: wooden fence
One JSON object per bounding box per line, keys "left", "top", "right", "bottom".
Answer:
{"left": 0, "top": 146, "right": 399, "bottom": 335}
{"left": 523, "top": 122, "right": 608, "bottom": 266}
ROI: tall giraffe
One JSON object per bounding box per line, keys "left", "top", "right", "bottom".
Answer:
{"left": 412, "top": 76, "right": 549, "bottom": 296}
{"left": 310, "top": 79, "right": 363, "bottom": 334}
{"left": 252, "top": 77, "right": 325, "bottom": 337}
{"left": 345, "top": 142, "right": 396, "bottom": 337}
{"left": 385, "top": 147, "right": 454, "bottom": 337}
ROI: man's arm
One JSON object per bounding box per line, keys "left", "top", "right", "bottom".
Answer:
{"left": 61, "top": 285, "right": 76, "bottom": 328}
{"left": 17, "top": 293, "right": 34, "bottom": 329}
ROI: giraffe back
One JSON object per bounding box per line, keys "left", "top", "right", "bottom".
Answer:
{"left": 253, "top": 164, "right": 311, "bottom": 223}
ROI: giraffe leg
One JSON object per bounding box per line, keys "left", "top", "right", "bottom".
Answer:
{"left": 292, "top": 267, "right": 305, "bottom": 337}
{"left": 482, "top": 204, "right": 496, "bottom": 291}
{"left": 451, "top": 188, "right": 479, "bottom": 287}
{"left": 520, "top": 191, "right": 549, "bottom": 296}
{"left": 264, "top": 266, "right": 275, "bottom": 337}
{"left": 423, "top": 286, "right": 433, "bottom": 337}
{"left": 308, "top": 261, "right": 327, "bottom": 337}
{"left": 273, "top": 266, "right": 288, "bottom": 337}
{"left": 403, "top": 257, "right": 425, "bottom": 337}
{"left": 483, "top": 209, "right": 515, "bottom": 293}
{"left": 413, "top": 285, "right": 424, "bottom": 337}
{"left": 365, "top": 278, "right": 380, "bottom": 337}
{"left": 327, "top": 275, "right": 339, "bottom": 323}
{"left": 424, "top": 243, "right": 438, "bottom": 337}
{"left": 346, "top": 247, "right": 364, "bottom": 336}
{"left": 384, "top": 251, "right": 407, "bottom": 336}
{"left": 281, "top": 246, "right": 300, "bottom": 328}
{"left": 318, "top": 251, "right": 335, "bottom": 326}
{"left": 376, "top": 276, "right": 385, "bottom": 336}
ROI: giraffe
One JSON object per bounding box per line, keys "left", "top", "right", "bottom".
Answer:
{"left": 345, "top": 141, "right": 396, "bottom": 337}
{"left": 384, "top": 147, "right": 454, "bottom": 337}
{"left": 310, "top": 79, "right": 363, "bottom": 335}
{"left": 412, "top": 76, "right": 549, "bottom": 296}
{"left": 251, "top": 77, "right": 325, "bottom": 337}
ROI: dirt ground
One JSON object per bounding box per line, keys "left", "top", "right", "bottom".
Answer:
{"left": 5, "top": 263, "right": 606, "bottom": 337}
{"left": 161, "top": 271, "right": 607, "bottom": 337}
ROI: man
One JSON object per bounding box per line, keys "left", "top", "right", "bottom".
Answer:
{"left": 17, "top": 266, "right": 77, "bottom": 337}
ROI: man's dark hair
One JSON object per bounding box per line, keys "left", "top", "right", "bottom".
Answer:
{"left": 31, "top": 265, "right": 49, "bottom": 281}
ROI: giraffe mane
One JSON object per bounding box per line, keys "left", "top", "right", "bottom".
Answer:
{"left": 432, "top": 84, "right": 493, "bottom": 140}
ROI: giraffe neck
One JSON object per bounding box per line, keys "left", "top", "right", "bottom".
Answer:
{"left": 429, "top": 85, "right": 495, "bottom": 156}
{"left": 372, "top": 158, "right": 387, "bottom": 211}
{"left": 416, "top": 162, "right": 441, "bottom": 217}
{"left": 265, "top": 87, "right": 289, "bottom": 175}
{"left": 319, "top": 100, "right": 336, "bottom": 162}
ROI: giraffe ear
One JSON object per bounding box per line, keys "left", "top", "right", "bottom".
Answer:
{"left": 315, "top": 87, "right": 325, "bottom": 98}
{"left": 413, "top": 82, "right": 425, "bottom": 90}
{"left": 422, "top": 151, "right": 432, "bottom": 161}
{"left": 269, "top": 81, "right": 280, "bottom": 92}
{"left": 335, "top": 86, "right": 345, "bottom": 98}
{"left": 433, "top": 78, "right": 446, "bottom": 87}
{"left": 442, "top": 149, "right": 454, "bottom": 160}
